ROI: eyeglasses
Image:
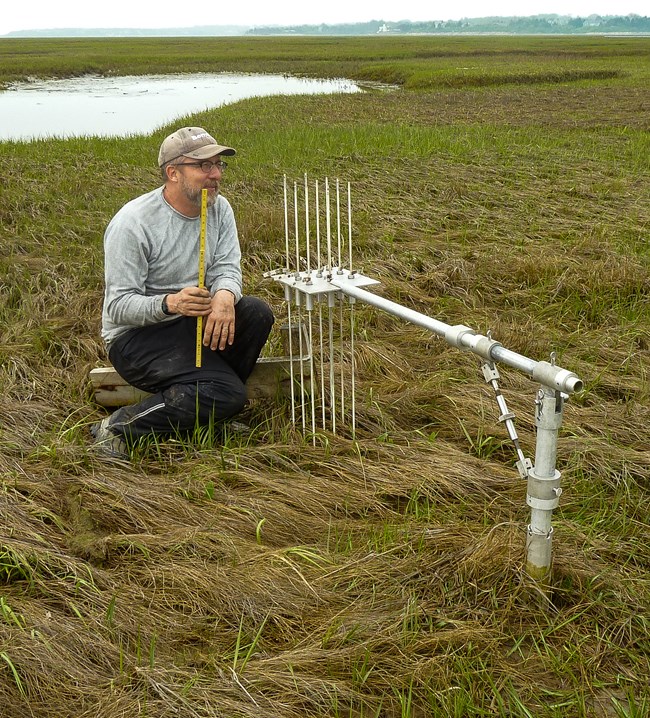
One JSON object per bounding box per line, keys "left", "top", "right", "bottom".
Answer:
{"left": 179, "top": 160, "right": 228, "bottom": 173}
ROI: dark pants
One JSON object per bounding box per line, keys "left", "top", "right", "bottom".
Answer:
{"left": 107, "top": 296, "right": 274, "bottom": 440}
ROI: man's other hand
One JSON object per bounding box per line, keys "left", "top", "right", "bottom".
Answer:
{"left": 204, "top": 289, "right": 236, "bottom": 351}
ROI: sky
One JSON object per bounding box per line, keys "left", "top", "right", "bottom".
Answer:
{"left": 1, "top": 0, "right": 647, "bottom": 35}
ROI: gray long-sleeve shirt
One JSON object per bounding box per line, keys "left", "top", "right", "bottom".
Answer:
{"left": 101, "top": 187, "right": 242, "bottom": 346}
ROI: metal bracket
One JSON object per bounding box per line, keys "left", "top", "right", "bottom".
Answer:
{"left": 516, "top": 457, "right": 534, "bottom": 480}
{"left": 481, "top": 362, "right": 500, "bottom": 383}
{"left": 526, "top": 468, "right": 563, "bottom": 510}
{"left": 481, "top": 359, "right": 532, "bottom": 480}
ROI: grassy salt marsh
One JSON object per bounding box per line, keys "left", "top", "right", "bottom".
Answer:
{"left": 0, "top": 35, "right": 649, "bottom": 718}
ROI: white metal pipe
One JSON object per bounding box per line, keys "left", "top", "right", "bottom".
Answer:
{"left": 329, "top": 281, "right": 583, "bottom": 395}
{"left": 304, "top": 173, "right": 310, "bottom": 274}
{"left": 313, "top": 184, "right": 326, "bottom": 428}
{"left": 293, "top": 182, "right": 300, "bottom": 280}
{"left": 328, "top": 291, "right": 337, "bottom": 434}
{"left": 307, "top": 299, "right": 316, "bottom": 443}
{"left": 283, "top": 175, "right": 290, "bottom": 272}
{"left": 318, "top": 300, "right": 326, "bottom": 429}
{"left": 336, "top": 179, "right": 343, "bottom": 272}
{"left": 339, "top": 293, "right": 345, "bottom": 422}
{"left": 315, "top": 180, "right": 322, "bottom": 276}
{"left": 285, "top": 286, "right": 296, "bottom": 426}
{"left": 325, "top": 178, "right": 332, "bottom": 270}
{"left": 347, "top": 182, "right": 353, "bottom": 276}
{"left": 291, "top": 181, "right": 306, "bottom": 430}
{"left": 297, "top": 296, "right": 306, "bottom": 434}
{"left": 350, "top": 298, "right": 357, "bottom": 439}
{"left": 526, "top": 385, "right": 565, "bottom": 580}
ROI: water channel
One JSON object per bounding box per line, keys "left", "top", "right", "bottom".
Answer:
{"left": 0, "top": 73, "right": 362, "bottom": 141}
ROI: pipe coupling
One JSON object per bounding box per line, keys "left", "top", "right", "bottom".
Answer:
{"left": 445, "top": 324, "right": 475, "bottom": 348}
{"left": 526, "top": 468, "right": 562, "bottom": 510}
{"left": 445, "top": 326, "right": 503, "bottom": 360}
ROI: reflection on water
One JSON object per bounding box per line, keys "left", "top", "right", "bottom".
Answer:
{"left": 0, "top": 73, "right": 361, "bottom": 141}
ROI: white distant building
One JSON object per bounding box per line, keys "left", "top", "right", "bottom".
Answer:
{"left": 377, "top": 23, "right": 389, "bottom": 33}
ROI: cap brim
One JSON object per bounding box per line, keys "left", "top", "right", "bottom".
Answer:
{"left": 183, "top": 144, "right": 236, "bottom": 160}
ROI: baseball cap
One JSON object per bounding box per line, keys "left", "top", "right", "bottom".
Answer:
{"left": 158, "top": 127, "right": 236, "bottom": 167}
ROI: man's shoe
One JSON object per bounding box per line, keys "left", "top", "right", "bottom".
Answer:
{"left": 90, "top": 416, "right": 130, "bottom": 461}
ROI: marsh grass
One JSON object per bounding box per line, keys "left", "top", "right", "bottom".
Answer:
{"left": 0, "top": 35, "right": 649, "bottom": 89}
{"left": 0, "top": 35, "right": 648, "bottom": 718}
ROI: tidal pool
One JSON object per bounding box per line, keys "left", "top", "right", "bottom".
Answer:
{"left": 0, "top": 73, "right": 362, "bottom": 141}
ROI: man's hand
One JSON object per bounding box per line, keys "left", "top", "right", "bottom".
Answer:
{"left": 203, "top": 289, "right": 236, "bottom": 351}
{"left": 166, "top": 287, "right": 212, "bottom": 316}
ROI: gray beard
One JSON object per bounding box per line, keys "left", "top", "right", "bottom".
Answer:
{"left": 179, "top": 178, "right": 218, "bottom": 209}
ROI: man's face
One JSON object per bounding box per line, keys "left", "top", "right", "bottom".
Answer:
{"left": 175, "top": 155, "right": 225, "bottom": 209}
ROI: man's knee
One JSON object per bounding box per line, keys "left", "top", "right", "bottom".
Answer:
{"left": 165, "top": 380, "right": 247, "bottom": 423}
{"left": 201, "top": 380, "right": 248, "bottom": 419}
{"left": 236, "top": 296, "right": 275, "bottom": 331}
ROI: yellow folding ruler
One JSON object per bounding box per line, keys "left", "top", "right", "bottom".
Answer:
{"left": 195, "top": 189, "right": 208, "bottom": 368}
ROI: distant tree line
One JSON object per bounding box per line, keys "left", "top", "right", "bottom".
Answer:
{"left": 247, "top": 15, "right": 650, "bottom": 35}
{"left": 5, "top": 15, "right": 648, "bottom": 38}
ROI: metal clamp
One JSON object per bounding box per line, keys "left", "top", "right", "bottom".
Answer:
{"left": 526, "top": 468, "right": 562, "bottom": 510}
